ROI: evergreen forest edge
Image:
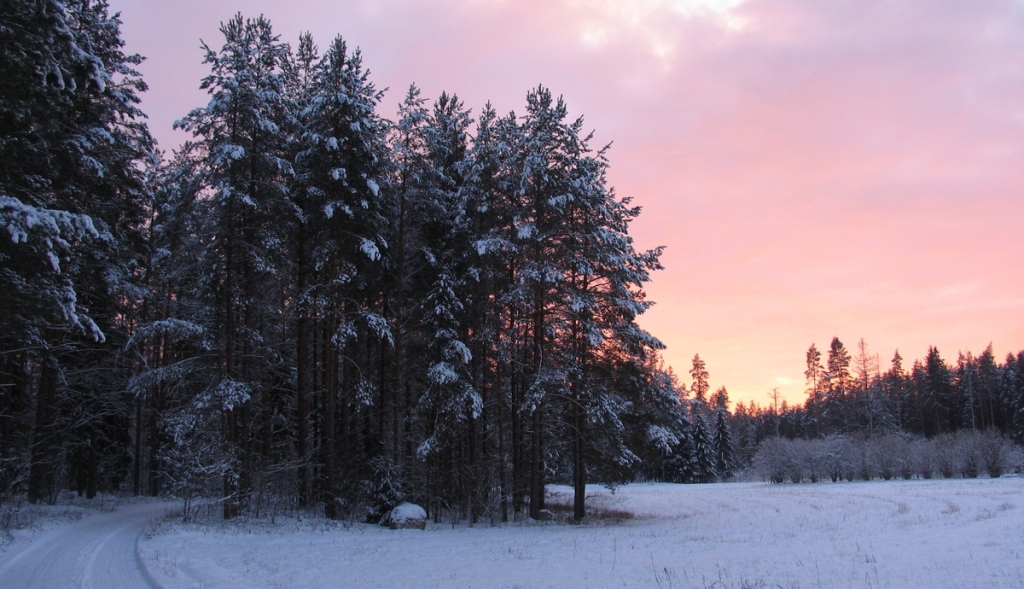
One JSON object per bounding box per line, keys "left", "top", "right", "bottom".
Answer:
{"left": 2, "top": 3, "right": 1023, "bottom": 526}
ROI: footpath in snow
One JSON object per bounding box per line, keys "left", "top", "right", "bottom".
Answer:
{"left": 140, "top": 477, "right": 1024, "bottom": 589}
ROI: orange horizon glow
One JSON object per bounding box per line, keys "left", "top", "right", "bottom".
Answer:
{"left": 109, "top": 0, "right": 1024, "bottom": 408}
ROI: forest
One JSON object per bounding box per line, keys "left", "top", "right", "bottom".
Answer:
{"left": 2, "top": 1, "right": 1022, "bottom": 527}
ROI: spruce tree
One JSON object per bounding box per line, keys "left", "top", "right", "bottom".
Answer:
{"left": 713, "top": 406, "right": 734, "bottom": 478}
{"left": 1005, "top": 352, "right": 1024, "bottom": 443}
{"left": 692, "top": 413, "right": 715, "bottom": 483}
{"left": 921, "top": 347, "right": 954, "bottom": 436}
{"left": 975, "top": 345, "right": 1002, "bottom": 431}
{"left": 665, "top": 413, "right": 695, "bottom": 483}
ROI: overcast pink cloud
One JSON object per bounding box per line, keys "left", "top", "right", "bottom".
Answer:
{"left": 109, "top": 0, "right": 1024, "bottom": 407}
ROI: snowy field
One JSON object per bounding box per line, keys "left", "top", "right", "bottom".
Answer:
{"left": 140, "top": 477, "right": 1024, "bottom": 589}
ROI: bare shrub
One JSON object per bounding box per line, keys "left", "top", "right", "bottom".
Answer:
{"left": 840, "top": 439, "right": 872, "bottom": 481}
{"left": 908, "top": 439, "right": 933, "bottom": 479}
{"left": 957, "top": 431, "right": 981, "bottom": 478}
{"left": 752, "top": 437, "right": 788, "bottom": 484}
{"left": 751, "top": 432, "right": 1022, "bottom": 484}
{"left": 977, "top": 429, "right": 1014, "bottom": 478}
{"left": 820, "top": 436, "right": 846, "bottom": 482}
{"left": 933, "top": 435, "right": 957, "bottom": 478}
{"left": 870, "top": 436, "right": 897, "bottom": 481}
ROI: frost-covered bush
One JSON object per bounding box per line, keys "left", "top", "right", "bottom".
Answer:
{"left": 870, "top": 437, "right": 896, "bottom": 480}
{"left": 976, "top": 429, "right": 1015, "bottom": 478}
{"left": 1008, "top": 444, "right": 1024, "bottom": 475}
{"left": 819, "top": 436, "right": 846, "bottom": 482}
{"left": 929, "top": 430, "right": 1012, "bottom": 479}
{"left": 752, "top": 437, "right": 788, "bottom": 484}
{"left": 933, "top": 436, "right": 958, "bottom": 479}
{"left": 840, "top": 439, "right": 871, "bottom": 482}
{"left": 910, "top": 439, "right": 934, "bottom": 479}
{"left": 957, "top": 431, "right": 981, "bottom": 478}
{"left": 751, "top": 432, "right": 1022, "bottom": 484}
{"left": 802, "top": 439, "right": 828, "bottom": 483}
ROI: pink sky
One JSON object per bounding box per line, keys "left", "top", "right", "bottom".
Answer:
{"left": 109, "top": 0, "right": 1024, "bottom": 407}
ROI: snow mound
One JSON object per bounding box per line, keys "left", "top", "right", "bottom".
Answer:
{"left": 380, "top": 502, "right": 426, "bottom": 530}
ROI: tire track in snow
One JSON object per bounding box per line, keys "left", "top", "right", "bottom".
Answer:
{"left": 0, "top": 501, "right": 175, "bottom": 589}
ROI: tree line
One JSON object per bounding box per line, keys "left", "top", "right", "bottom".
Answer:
{"left": 3, "top": 3, "right": 1020, "bottom": 526}
{"left": 1, "top": 4, "right": 697, "bottom": 523}
{"left": 713, "top": 338, "right": 1024, "bottom": 473}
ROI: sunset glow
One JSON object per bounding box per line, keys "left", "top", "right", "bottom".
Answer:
{"left": 110, "top": 0, "right": 1024, "bottom": 408}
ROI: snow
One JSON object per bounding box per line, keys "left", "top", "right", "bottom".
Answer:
{"left": 0, "top": 497, "right": 175, "bottom": 589}
{"left": 323, "top": 201, "right": 352, "bottom": 219}
{"left": 450, "top": 340, "right": 473, "bottom": 364}
{"left": 366, "top": 178, "right": 380, "bottom": 197}
{"left": 427, "top": 361, "right": 460, "bottom": 385}
{"left": 139, "top": 477, "right": 1024, "bottom": 588}
{"left": 517, "top": 222, "right": 535, "bottom": 239}
{"left": 647, "top": 424, "right": 680, "bottom": 452}
{"left": 387, "top": 503, "right": 426, "bottom": 525}
{"left": 359, "top": 237, "right": 380, "bottom": 261}
{"left": 211, "top": 379, "right": 252, "bottom": 411}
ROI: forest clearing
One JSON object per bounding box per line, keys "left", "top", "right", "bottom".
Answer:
{"left": 133, "top": 478, "right": 1024, "bottom": 589}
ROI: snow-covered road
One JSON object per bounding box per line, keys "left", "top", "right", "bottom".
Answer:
{"left": 0, "top": 501, "right": 175, "bottom": 589}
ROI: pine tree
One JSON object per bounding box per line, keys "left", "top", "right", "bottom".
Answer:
{"left": 291, "top": 33, "right": 390, "bottom": 515}
{"left": 460, "top": 102, "right": 520, "bottom": 519}
{"left": 824, "top": 337, "right": 851, "bottom": 433}
{"left": 803, "top": 344, "right": 824, "bottom": 435}
{"left": 515, "top": 86, "right": 663, "bottom": 520}
{"left": 690, "top": 354, "right": 710, "bottom": 404}
{"left": 413, "top": 91, "right": 483, "bottom": 523}
{"left": 171, "top": 13, "right": 293, "bottom": 517}
{"left": 1, "top": 0, "right": 154, "bottom": 502}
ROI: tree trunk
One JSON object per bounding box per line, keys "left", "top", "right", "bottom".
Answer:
{"left": 529, "top": 404, "right": 544, "bottom": 519}
{"left": 28, "top": 354, "right": 60, "bottom": 504}
{"left": 296, "top": 227, "right": 310, "bottom": 507}
{"left": 323, "top": 336, "right": 338, "bottom": 519}
{"left": 573, "top": 394, "right": 586, "bottom": 522}
{"left": 528, "top": 282, "right": 546, "bottom": 520}
{"left": 133, "top": 394, "right": 144, "bottom": 495}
